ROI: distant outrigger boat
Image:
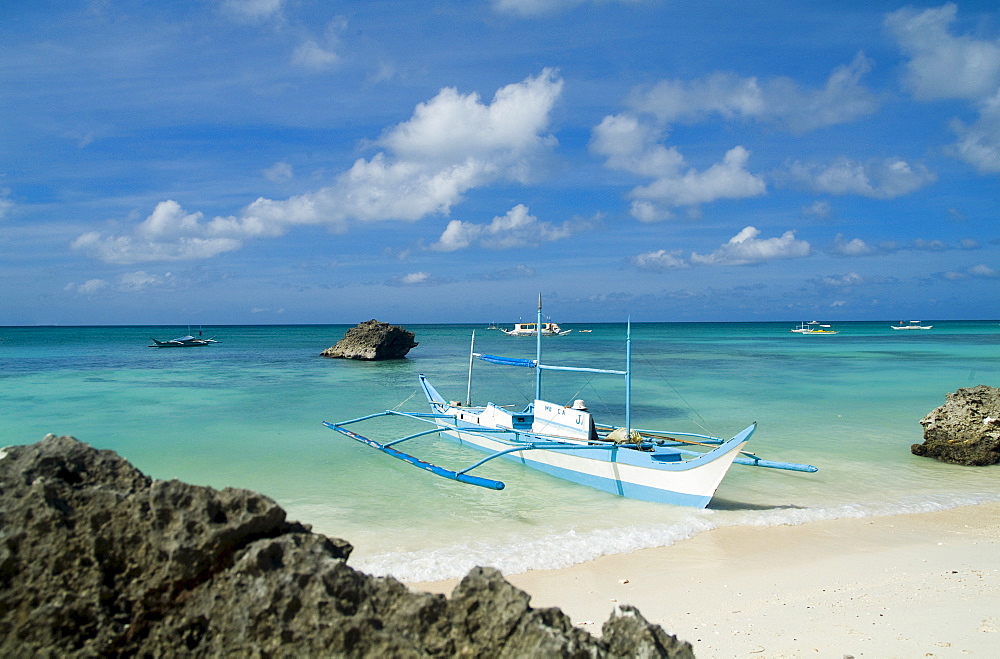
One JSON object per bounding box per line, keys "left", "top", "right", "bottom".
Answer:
{"left": 501, "top": 321, "right": 571, "bottom": 336}
{"left": 791, "top": 321, "right": 838, "bottom": 335}
{"left": 148, "top": 334, "right": 218, "bottom": 348}
{"left": 891, "top": 320, "right": 932, "bottom": 330}
{"left": 325, "top": 296, "right": 816, "bottom": 507}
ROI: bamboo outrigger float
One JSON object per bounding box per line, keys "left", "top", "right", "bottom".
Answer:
{"left": 325, "top": 296, "right": 817, "bottom": 507}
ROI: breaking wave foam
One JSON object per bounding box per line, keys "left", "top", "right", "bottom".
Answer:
{"left": 354, "top": 492, "right": 1000, "bottom": 583}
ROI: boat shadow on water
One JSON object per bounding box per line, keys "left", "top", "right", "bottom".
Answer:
{"left": 707, "top": 499, "right": 809, "bottom": 511}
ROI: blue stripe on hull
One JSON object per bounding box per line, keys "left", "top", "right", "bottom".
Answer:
{"left": 450, "top": 431, "right": 714, "bottom": 507}
{"left": 512, "top": 452, "right": 712, "bottom": 507}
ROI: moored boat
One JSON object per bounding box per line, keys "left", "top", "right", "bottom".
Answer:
{"left": 891, "top": 320, "right": 932, "bottom": 330}
{"left": 148, "top": 334, "right": 218, "bottom": 348}
{"left": 501, "top": 321, "right": 571, "bottom": 336}
{"left": 325, "top": 297, "right": 816, "bottom": 507}
{"left": 791, "top": 321, "right": 837, "bottom": 334}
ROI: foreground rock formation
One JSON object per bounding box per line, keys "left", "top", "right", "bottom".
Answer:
{"left": 321, "top": 319, "right": 418, "bottom": 360}
{"left": 0, "top": 435, "right": 693, "bottom": 657}
{"left": 912, "top": 385, "right": 1000, "bottom": 466}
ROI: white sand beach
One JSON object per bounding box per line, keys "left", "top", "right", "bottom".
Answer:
{"left": 411, "top": 502, "right": 1000, "bottom": 657}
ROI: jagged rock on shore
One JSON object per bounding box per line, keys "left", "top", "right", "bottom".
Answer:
{"left": 0, "top": 435, "right": 693, "bottom": 657}
{"left": 912, "top": 385, "right": 1000, "bottom": 466}
{"left": 321, "top": 319, "right": 418, "bottom": 360}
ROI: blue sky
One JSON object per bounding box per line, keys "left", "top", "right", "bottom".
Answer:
{"left": 2, "top": 0, "right": 999, "bottom": 325}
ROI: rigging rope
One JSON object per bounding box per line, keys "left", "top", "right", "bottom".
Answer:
{"left": 391, "top": 390, "right": 418, "bottom": 412}
{"left": 635, "top": 350, "right": 714, "bottom": 435}
{"left": 562, "top": 341, "right": 628, "bottom": 418}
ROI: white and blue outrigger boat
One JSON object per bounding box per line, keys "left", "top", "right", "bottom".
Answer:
{"left": 325, "top": 298, "right": 816, "bottom": 507}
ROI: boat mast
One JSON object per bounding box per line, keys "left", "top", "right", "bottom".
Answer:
{"left": 625, "top": 317, "right": 632, "bottom": 436}
{"left": 467, "top": 330, "right": 476, "bottom": 406}
{"left": 535, "top": 293, "right": 543, "bottom": 400}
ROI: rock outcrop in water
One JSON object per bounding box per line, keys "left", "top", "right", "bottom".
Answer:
{"left": 321, "top": 319, "right": 418, "bottom": 360}
{"left": 912, "top": 385, "right": 1000, "bottom": 466}
{"left": 0, "top": 435, "right": 693, "bottom": 657}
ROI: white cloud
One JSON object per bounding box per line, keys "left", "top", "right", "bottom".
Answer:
{"left": 264, "top": 161, "right": 293, "bottom": 183}
{"left": 117, "top": 271, "right": 176, "bottom": 292}
{"left": 690, "top": 226, "right": 810, "bottom": 265}
{"left": 71, "top": 231, "right": 243, "bottom": 265}
{"left": 948, "top": 208, "right": 967, "bottom": 222}
{"left": 71, "top": 201, "right": 245, "bottom": 264}
{"left": 382, "top": 70, "right": 561, "bottom": 167}
{"left": 590, "top": 114, "right": 683, "bottom": 179}
{"left": 913, "top": 238, "right": 948, "bottom": 251}
{"left": 632, "top": 249, "right": 689, "bottom": 270}
{"left": 627, "top": 52, "right": 878, "bottom": 133}
{"left": 222, "top": 0, "right": 285, "bottom": 20}
{"left": 66, "top": 272, "right": 179, "bottom": 295}
{"left": 72, "top": 71, "right": 564, "bottom": 264}
{"left": 831, "top": 234, "right": 873, "bottom": 256}
{"left": 400, "top": 271, "right": 430, "bottom": 285}
{"left": 431, "top": 204, "right": 585, "bottom": 251}
{"left": 476, "top": 264, "right": 536, "bottom": 280}
{"left": 66, "top": 279, "right": 109, "bottom": 295}
{"left": 493, "top": 0, "right": 582, "bottom": 15}
{"left": 243, "top": 68, "right": 563, "bottom": 224}
{"left": 941, "top": 264, "right": 997, "bottom": 280}
{"left": 950, "top": 93, "right": 1000, "bottom": 173}
{"left": 493, "top": 0, "right": 641, "bottom": 17}
{"left": 886, "top": 4, "right": 1000, "bottom": 173}
{"left": 817, "top": 272, "right": 864, "bottom": 287}
{"left": 591, "top": 114, "right": 766, "bottom": 221}
{"left": 802, "top": 200, "right": 833, "bottom": 219}
{"left": 886, "top": 4, "right": 1000, "bottom": 102}
{"left": 636, "top": 145, "right": 764, "bottom": 206}
{"left": 786, "top": 156, "right": 936, "bottom": 199}
{"left": 636, "top": 226, "right": 811, "bottom": 270}
{"left": 968, "top": 264, "right": 997, "bottom": 277}
{"left": 292, "top": 40, "right": 339, "bottom": 70}
{"left": 0, "top": 188, "right": 13, "bottom": 221}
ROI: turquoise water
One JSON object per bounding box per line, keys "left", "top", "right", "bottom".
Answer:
{"left": 2, "top": 321, "right": 999, "bottom": 581}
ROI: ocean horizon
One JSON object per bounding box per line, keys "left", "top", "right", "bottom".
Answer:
{"left": 3, "top": 320, "right": 999, "bottom": 582}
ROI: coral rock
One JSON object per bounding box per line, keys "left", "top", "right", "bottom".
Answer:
{"left": 912, "top": 385, "right": 1000, "bottom": 466}
{"left": 0, "top": 435, "right": 693, "bottom": 657}
{"left": 321, "top": 319, "right": 418, "bottom": 360}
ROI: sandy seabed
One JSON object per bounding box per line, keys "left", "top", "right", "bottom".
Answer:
{"left": 412, "top": 502, "right": 1000, "bottom": 658}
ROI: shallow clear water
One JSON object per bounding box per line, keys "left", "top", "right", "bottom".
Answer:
{"left": 2, "top": 321, "right": 999, "bottom": 581}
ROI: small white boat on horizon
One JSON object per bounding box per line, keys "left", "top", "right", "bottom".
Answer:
{"left": 501, "top": 321, "right": 571, "bottom": 336}
{"left": 891, "top": 320, "right": 932, "bottom": 330}
{"left": 148, "top": 334, "right": 218, "bottom": 348}
{"left": 791, "top": 321, "right": 838, "bottom": 335}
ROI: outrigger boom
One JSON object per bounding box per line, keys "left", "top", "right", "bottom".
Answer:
{"left": 323, "top": 416, "right": 505, "bottom": 490}
{"left": 323, "top": 297, "right": 817, "bottom": 507}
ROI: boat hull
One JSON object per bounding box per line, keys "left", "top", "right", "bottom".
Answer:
{"left": 421, "top": 377, "right": 749, "bottom": 507}
{"left": 450, "top": 424, "right": 745, "bottom": 506}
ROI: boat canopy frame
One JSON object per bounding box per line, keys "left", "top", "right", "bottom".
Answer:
{"left": 466, "top": 293, "right": 633, "bottom": 430}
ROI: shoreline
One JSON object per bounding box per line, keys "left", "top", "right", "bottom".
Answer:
{"left": 410, "top": 502, "right": 1000, "bottom": 657}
